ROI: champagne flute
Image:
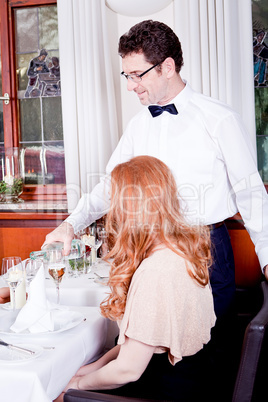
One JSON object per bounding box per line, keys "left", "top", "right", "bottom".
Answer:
{"left": 46, "top": 248, "right": 66, "bottom": 304}
{"left": 1, "top": 257, "right": 24, "bottom": 311}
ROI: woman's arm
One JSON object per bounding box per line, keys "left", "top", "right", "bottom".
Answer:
{"left": 66, "top": 337, "right": 155, "bottom": 391}
{"left": 53, "top": 345, "right": 121, "bottom": 402}
{"left": 76, "top": 344, "right": 121, "bottom": 376}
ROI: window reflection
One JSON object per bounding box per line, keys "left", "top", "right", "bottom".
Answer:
{"left": 24, "top": 49, "right": 61, "bottom": 98}
{"left": 14, "top": 5, "right": 65, "bottom": 186}
{"left": 252, "top": 0, "right": 268, "bottom": 184}
{"left": 21, "top": 145, "right": 65, "bottom": 185}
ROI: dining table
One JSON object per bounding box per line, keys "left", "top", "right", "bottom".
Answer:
{"left": 0, "top": 259, "right": 118, "bottom": 349}
{"left": 45, "top": 262, "right": 109, "bottom": 307}
{"left": 45, "top": 260, "right": 118, "bottom": 349}
{"left": 0, "top": 259, "right": 119, "bottom": 401}
{"left": 0, "top": 305, "right": 108, "bottom": 402}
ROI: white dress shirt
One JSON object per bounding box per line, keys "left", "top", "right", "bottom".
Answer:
{"left": 66, "top": 82, "right": 268, "bottom": 269}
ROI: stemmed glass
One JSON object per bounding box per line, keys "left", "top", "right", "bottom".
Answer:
{"left": 46, "top": 248, "right": 66, "bottom": 304}
{"left": 1, "top": 257, "right": 24, "bottom": 311}
{"left": 90, "top": 239, "right": 102, "bottom": 266}
{"left": 80, "top": 234, "right": 102, "bottom": 267}
{"left": 24, "top": 258, "right": 40, "bottom": 289}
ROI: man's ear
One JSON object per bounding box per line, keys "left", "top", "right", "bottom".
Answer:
{"left": 162, "top": 57, "right": 176, "bottom": 78}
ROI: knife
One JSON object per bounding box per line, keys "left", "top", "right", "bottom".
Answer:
{"left": 0, "top": 339, "right": 35, "bottom": 355}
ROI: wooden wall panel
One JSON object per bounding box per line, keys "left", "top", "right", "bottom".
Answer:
{"left": 228, "top": 228, "right": 262, "bottom": 288}
{"left": 0, "top": 227, "right": 53, "bottom": 261}
{"left": 0, "top": 212, "right": 68, "bottom": 261}
{"left": 0, "top": 212, "right": 264, "bottom": 289}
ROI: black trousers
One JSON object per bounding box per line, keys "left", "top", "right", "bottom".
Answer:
{"left": 209, "top": 223, "right": 236, "bottom": 319}
{"left": 208, "top": 223, "right": 238, "bottom": 401}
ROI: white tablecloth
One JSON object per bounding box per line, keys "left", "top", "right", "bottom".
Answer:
{"left": 0, "top": 306, "right": 107, "bottom": 402}
{"left": 0, "top": 260, "right": 119, "bottom": 349}
{"left": 44, "top": 266, "right": 118, "bottom": 350}
{"left": 0, "top": 261, "right": 110, "bottom": 308}
{"left": 45, "top": 271, "right": 108, "bottom": 307}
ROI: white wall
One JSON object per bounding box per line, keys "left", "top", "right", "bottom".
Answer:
{"left": 106, "top": 2, "right": 174, "bottom": 135}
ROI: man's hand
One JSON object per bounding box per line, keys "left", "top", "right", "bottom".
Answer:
{"left": 264, "top": 265, "right": 268, "bottom": 281}
{"left": 42, "top": 221, "right": 74, "bottom": 256}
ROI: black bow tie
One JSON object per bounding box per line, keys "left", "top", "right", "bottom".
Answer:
{"left": 148, "top": 104, "right": 178, "bottom": 117}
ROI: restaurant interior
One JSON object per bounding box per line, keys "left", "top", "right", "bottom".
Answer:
{"left": 0, "top": 0, "right": 267, "bottom": 401}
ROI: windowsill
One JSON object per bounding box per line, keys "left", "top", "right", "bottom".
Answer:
{"left": 0, "top": 200, "right": 68, "bottom": 213}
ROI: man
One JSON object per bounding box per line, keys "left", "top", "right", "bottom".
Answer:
{"left": 44, "top": 20, "right": 268, "bottom": 319}
{"left": 25, "top": 49, "right": 49, "bottom": 98}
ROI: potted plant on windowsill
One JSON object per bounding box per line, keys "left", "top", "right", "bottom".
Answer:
{"left": 0, "top": 148, "right": 24, "bottom": 203}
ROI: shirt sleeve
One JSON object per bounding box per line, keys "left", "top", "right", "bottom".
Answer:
{"left": 214, "top": 112, "right": 268, "bottom": 270}
{"left": 65, "top": 125, "right": 135, "bottom": 233}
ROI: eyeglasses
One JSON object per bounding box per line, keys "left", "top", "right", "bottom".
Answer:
{"left": 121, "top": 63, "right": 160, "bottom": 83}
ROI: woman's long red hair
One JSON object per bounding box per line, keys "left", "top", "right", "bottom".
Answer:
{"left": 100, "top": 156, "right": 211, "bottom": 321}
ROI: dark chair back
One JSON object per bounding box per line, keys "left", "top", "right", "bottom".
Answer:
{"left": 232, "top": 280, "right": 268, "bottom": 402}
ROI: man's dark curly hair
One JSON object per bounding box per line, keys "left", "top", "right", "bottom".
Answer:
{"left": 118, "top": 20, "right": 184, "bottom": 73}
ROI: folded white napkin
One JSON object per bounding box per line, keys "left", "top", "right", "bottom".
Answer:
{"left": 10, "top": 264, "right": 83, "bottom": 334}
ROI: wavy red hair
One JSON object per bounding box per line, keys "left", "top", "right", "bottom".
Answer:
{"left": 100, "top": 156, "right": 211, "bottom": 321}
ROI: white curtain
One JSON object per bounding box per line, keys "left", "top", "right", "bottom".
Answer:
{"left": 174, "top": 0, "right": 256, "bottom": 154}
{"left": 57, "top": 0, "right": 119, "bottom": 212}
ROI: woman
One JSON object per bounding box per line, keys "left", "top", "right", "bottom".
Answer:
{"left": 57, "top": 156, "right": 216, "bottom": 401}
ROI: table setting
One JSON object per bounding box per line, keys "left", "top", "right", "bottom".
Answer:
{"left": 0, "top": 233, "right": 117, "bottom": 402}
{"left": 0, "top": 304, "right": 108, "bottom": 402}
{"left": 4, "top": 264, "right": 85, "bottom": 335}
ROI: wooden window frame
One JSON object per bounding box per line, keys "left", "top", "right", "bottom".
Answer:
{"left": 0, "top": 0, "right": 67, "bottom": 203}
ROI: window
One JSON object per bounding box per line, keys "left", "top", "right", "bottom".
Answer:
{"left": 252, "top": 0, "right": 268, "bottom": 184}
{"left": 0, "top": 0, "right": 66, "bottom": 204}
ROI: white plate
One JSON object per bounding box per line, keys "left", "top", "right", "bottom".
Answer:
{"left": 0, "top": 311, "right": 85, "bottom": 336}
{"left": 0, "top": 343, "right": 43, "bottom": 364}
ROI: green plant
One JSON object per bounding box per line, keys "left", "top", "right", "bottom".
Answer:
{"left": 0, "top": 181, "right": 7, "bottom": 194}
{"left": 11, "top": 178, "right": 23, "bottom": 195}
{"left": 68, "top": 257, "right": 90, "bottom": 271}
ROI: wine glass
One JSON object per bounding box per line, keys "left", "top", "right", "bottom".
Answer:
{"left": 24, "top": 258, "right": 40, "bottom": 289}
{"left": 1, "top": 257, "right": 24, "bottom": 311}
{"left": 90, "top": 239, "right": 102, "bottom": 266}
{"left": 46, "top": 248, "right": 66, "bottom": 304}
{"left": 98, "top": 227, "right": 110, "bottom": 258}
{"left": 80, "top": 234, "right": 102, "bottom": 267}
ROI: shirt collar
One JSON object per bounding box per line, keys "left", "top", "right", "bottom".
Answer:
{"left": 148, "top": 80, "right": 194, "bottom": 115}
{"left": 169, "top": 80, "right": 194, "bottom": 114}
